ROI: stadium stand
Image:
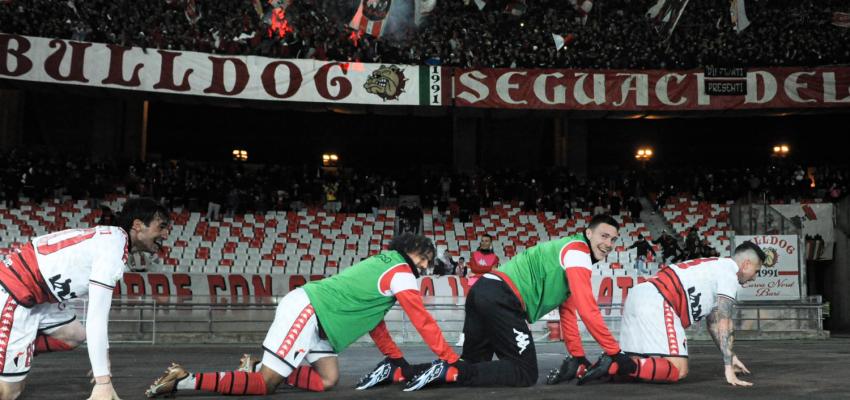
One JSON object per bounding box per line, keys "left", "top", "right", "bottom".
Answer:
{"left": 661, "top": 197, "right": 733, "bottom": 257}
{"left": 0, "top": 197, "right": 670, "bottom": 278}
{"left": 2, "top": 0, "right": 849, "bottom": 69}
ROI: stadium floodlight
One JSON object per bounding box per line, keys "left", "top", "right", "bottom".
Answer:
{"left": 322, "top": 153, "right": 339, "bottom": 167}
{"left": 232, "top": 149, "right": 248, "bottom": 162}
{"left": 773, "top": 144, "right": 790, "bottom": 157}
{"left": 635, "top": 147, "right": 654, "bottom": 161}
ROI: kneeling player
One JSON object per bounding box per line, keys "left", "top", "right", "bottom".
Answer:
{"left": 580, "top": 241, "right": 764, "bottom": 387}
{"left": 145, "top": 233, "right": 458, "bottom": 397}
{"left": 401, "top": 215, "right": 634, "bottom": 391}
{"left": 0, "top": 198, "right": 171, "bottom": 400}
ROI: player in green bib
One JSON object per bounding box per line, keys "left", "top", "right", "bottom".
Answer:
{"left": 403, "top": 214, "right": 635, "bottom": 391}
{"left": 145, "top": 233, "right": 459, "bottom": 397}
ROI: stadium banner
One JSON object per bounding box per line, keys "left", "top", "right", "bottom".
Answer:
{"left": 116, "top": 271, "right": 776, "bottom": 312}
{"left": 734, "top": 235, "right": 803, "bottom": 300}
{"left": 451, "top": 66, "right": 850, "bottom": 110}
{"left": 771, "top": 203, "right": 835, "bottom": 260}
{"left": 0, "top": 33, "right": 425, "bottom": 105}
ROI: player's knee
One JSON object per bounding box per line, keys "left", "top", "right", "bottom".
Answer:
{"left": 265, "top": 379, "right": 280, "bottom": 394}
{"left": 668, "top": 359, "right": 688, "bottom": 380}
{"left": 0, "top": 392, "right": 20, "bottom": 400}
{"left": 518, "top": 365, "right": 538, "bottom": 387}
{"left": 0, "top": 384, "right": 23, "bottom": 400}
{"left": 677, "top": 364, "right": 689, "bottom": 380}
{"left": 320, "top": 372, "right": 339, "bottom": 390}
{"left": 49, "top": 322, "right": 86, "bottom": 348}
{"left": 260, "top": 366, "right": 285, "bottom": 392}
{"left": 62, "top": 336, "right": 84, "bottom": 349}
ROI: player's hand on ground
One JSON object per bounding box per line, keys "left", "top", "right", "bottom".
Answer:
{"left": 577, "top": 352, "right": 635, "bottom": 385}
{"left": 88, "top": 382, "right": 122, "bottom": 400}
{"left": 731, "top": 356, "right": 750, "bottom": 375}
{"left": 610, "top": 352, "right": 636, "bottom": 376}
{"left": 724, "top": 365, "right": 753, "bottom": 387}
{"left": 545, "top": 355, "right": 590, "bottom": 385}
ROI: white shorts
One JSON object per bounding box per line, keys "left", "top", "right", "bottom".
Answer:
{"left": 0, "top": 287, "right": 78, "bottom": 382}
{"left": 261, "top": 288, "right": 336, "bottom": 377}
{"left": 620, "top": 282, "right": 688, "bottom": 358}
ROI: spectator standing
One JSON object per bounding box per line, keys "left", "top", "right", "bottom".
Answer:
{"left": 684, "top": 229, "right": 700, "bottom": 260}
{"left": 628, "top": 196, "right": 643, "bottom": 223}
{"left": 628, "top": 234, "right": 656, "bottom": 275}
{"left": 659, "top": 230, "right": 683, "bottom": 263}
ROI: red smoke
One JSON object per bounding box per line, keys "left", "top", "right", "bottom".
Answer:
{"left": 349, "top": 30, "right": 361, "bottom": 47}
{"left": 268, "top": 7, "right": 293, "bottom": 39}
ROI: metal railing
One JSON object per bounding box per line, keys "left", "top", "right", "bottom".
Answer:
{"left": 71, "top": 297, "right": 159, "bottom": 344}
{"left": 76, "top": 295, "right": 826, "bottom": 344}
{"left": 730, "top": 192, "right": 801, "bottom": 236}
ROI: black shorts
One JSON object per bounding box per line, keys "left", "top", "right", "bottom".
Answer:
{"left": 460, "top": 276, "right": 538, "bottom": 387}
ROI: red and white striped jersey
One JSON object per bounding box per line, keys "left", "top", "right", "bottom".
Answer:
{"left": 648, "top": 257, "right": 739, "bottom": 328}
{"left": 0, "top": 226, "right": 128, "bottom": 307}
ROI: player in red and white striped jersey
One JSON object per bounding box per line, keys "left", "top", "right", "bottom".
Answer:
{"left": 0, "top": 198, "right": 170, "bottom": 400}
{"left": 581, "top": 241, "right": 765, "bottom": 387}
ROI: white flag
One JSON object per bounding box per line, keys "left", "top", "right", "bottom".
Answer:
{"left": 415, "top": 0, "right": 437, "bottom": 26}
{"left": 552, "top": 33, "right": 565, "bottom": 51}
{"left": 552, "top": 33, "right": 575, "bottom": 50}
{"left": 474, "top": 0, "right": 487, "bottom": 11}
{"left": 647, "top": 0, "right": 690, "bottom": 37}
{"left": 730, "top": 0, "right": 750, "bottom": 33}
{"left": 646, "top": 0, "right": 666, "bottom": 21}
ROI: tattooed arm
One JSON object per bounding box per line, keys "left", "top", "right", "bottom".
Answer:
{"left": 706, "top": 295, "right": 752, "bottom": 386}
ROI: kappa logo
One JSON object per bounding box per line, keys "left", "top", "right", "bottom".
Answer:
{"left": 49, "top": 274, "right": 76, "bottom": 300}
{"left": 513, "top": 329, "right": 530, "bottom": 355}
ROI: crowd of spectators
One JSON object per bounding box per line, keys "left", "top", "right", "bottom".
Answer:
{"left": 2, "top": 0, "right": 849, "bottom": 69}
{"left": 0, "top": 150, "right": 392, "bottom": 216}
{"left": 418, "top": 167, "right": 641, "bottom": 223}
{"left": 647, "top": 163, "right": 848, "bottom": 208}
{"left": 1, "top": 150, "right": 846, "bottom": 220}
